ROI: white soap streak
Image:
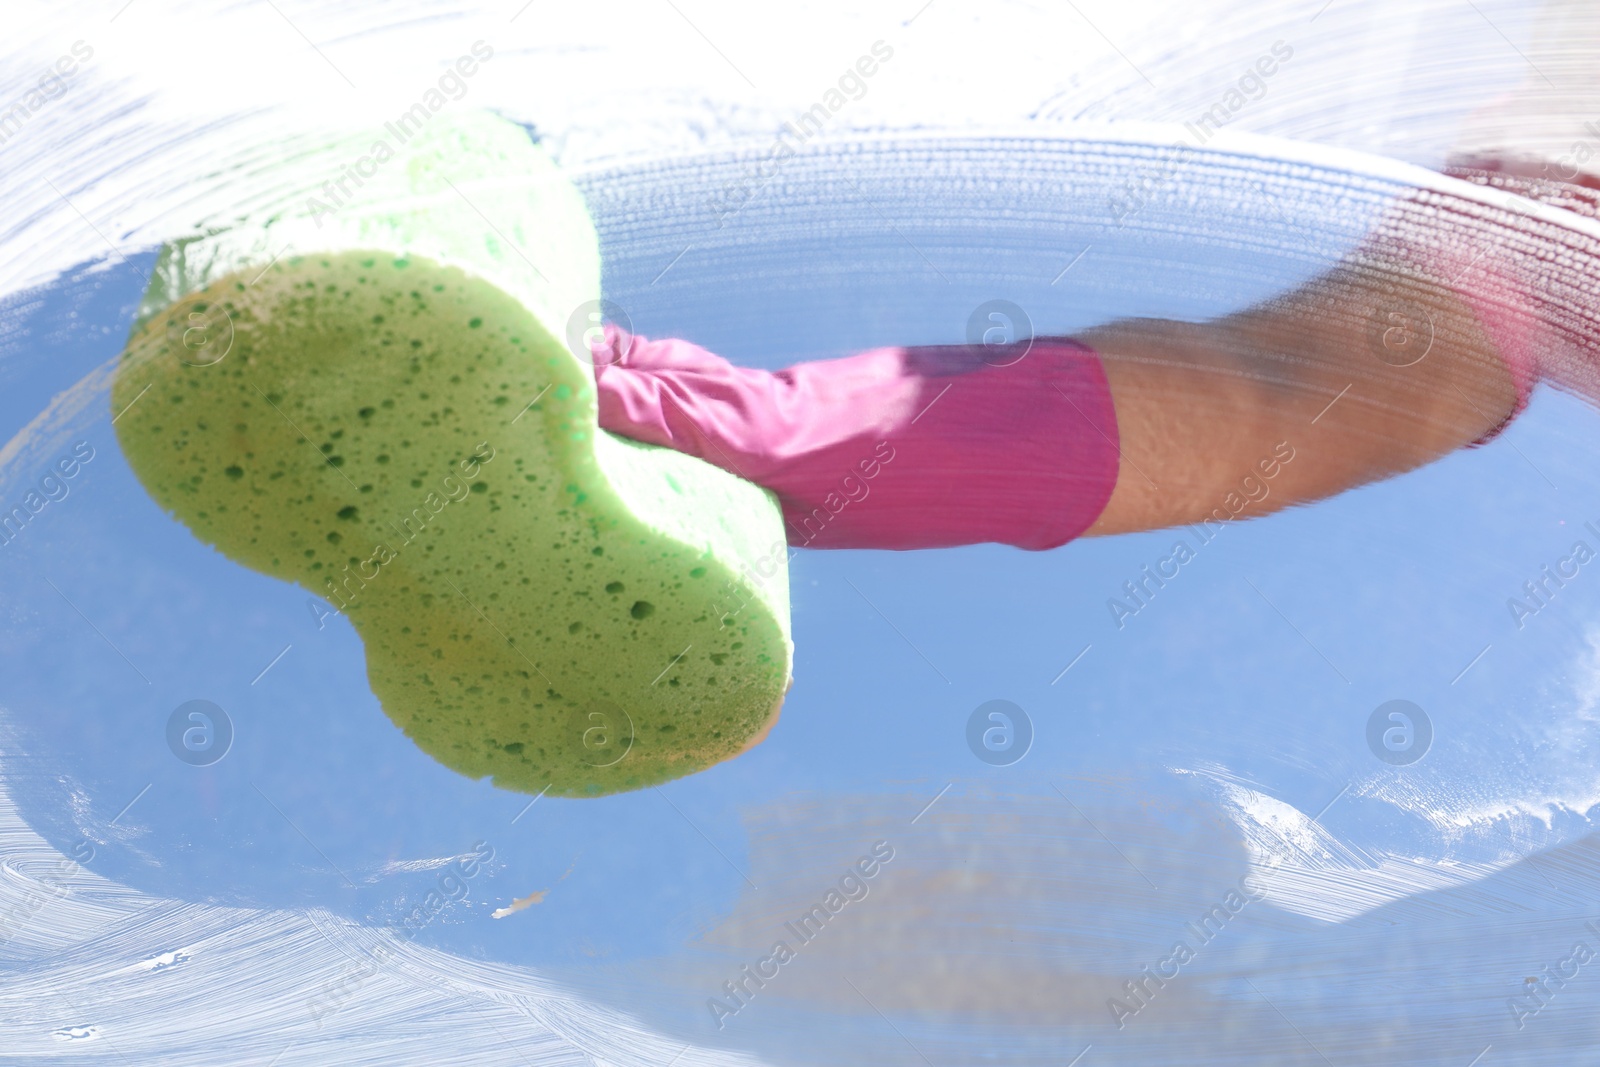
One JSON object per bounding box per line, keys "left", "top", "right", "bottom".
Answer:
{"left": 1203, "top": 774, "right": 1521, "bottom": 923}
{"left": 362, "top": 856, "right": 476, "bottom": 881}
{"left": 1359, "top": 626, "right": 1600, "bottom": 846}
{"left": 0, "top": 0, "right": 1562, "bottom": 304}
{"left": 0, "top": 713, "right": 747, "bottom": 1063}
{"left": 128, "top": 948, "right": 192, "bottom": 973}
{"left": 0, "top": 355, "right": 116, "bottom": 495}
{"left": 0, "top": 761, "right": 768, "bottom": 1066}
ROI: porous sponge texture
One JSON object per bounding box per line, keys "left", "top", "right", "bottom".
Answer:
{"left": 112, "top": 115, "right": 792, "bottom": 797}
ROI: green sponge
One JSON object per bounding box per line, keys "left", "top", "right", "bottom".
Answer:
{"left": 112, "top": 112, "right": 793, "bottom": 797}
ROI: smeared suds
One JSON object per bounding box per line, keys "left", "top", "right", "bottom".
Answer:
{"left": 1361, "top": 626, "right": 1600, "bottom": 841}
{"left": 1195, "top": 770, "right": 1520, "bottom": 923}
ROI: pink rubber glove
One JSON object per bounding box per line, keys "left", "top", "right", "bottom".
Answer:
{"left": 1415, "top": 240, "right": 1538, "bottom": 443}
{"left": 590, "top": 326, "right": 1121, "bottom": 551}
{"left": 1459, "top": 272, "right": 1539, "bottom": 443}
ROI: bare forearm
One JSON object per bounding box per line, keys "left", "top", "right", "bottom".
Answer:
{"left": 1080, "top": 261, "right": 1519, "bottom": 536}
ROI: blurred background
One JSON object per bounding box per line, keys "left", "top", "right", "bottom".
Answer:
{"left": 4, "top": 1, "right": 1600, "bottom": 1063}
